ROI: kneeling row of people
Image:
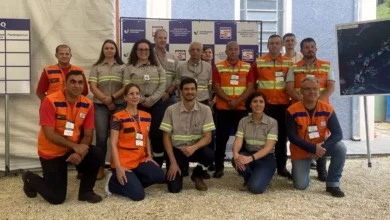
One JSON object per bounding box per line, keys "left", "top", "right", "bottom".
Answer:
{"left": 22, "top": 72, "right": 346, "bottom": 204}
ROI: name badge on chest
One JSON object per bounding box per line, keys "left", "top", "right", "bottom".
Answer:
{"left": 64, "top": 121, "right": 75, "bottom": 137}
{"left": 306, "top": 74, "right": 315, "bottom": 78}
{"left": 230, "top": 74, "right": 239, "bottom": 85}
{"left": 136, "top": 132, "right": 144, "bottom": 146}
{"left": 275, "top": 71, "right": 284, "bottom": 82}
{"left": 307, "top": 125, "right": 319, "bottom": 139}
{"left": 144, "top": 74, "right": 150, "bottom": 83}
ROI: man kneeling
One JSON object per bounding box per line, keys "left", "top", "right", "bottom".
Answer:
{"left": 22, "top": 70, "right": 103, "bottom": 204}
{"left": 160, "top": 77, "right": 215, "bottom": 192}
{"left": 286, "top": 77, "right": 347, "bottom": 197}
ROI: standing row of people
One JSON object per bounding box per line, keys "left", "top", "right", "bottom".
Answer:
{"left": 21, "top": 31, "right": 347, "bottom": 205}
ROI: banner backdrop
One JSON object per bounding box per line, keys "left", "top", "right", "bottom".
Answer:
{"left": 120, "top": 18, "right": 261, "bottom": 66}
{"left": 120, "top": 18, "right": 262, "bottom": 159}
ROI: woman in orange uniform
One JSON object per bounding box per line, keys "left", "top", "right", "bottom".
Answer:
{"left": 106, "top": 83, "right": 164, "bottom": 201}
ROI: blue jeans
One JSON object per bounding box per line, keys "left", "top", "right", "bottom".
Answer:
{"left": 291, "top": 141, "right": 347, "bottom": 190}
{"left": 232, "top": 152, "right": 276, "bottom": 194}
{"left": 94, "top": 103, "right": 125, "bottom": 166}
{"left": 109, "top": 161, "right": 165, "bottom": 201}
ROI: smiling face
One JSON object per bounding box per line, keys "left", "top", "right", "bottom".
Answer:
{"left": 181, "top": 82, "right": 197, "bottom": 101}
{"left": 55, "top": 47, "right": 72, "bottom": 66}
{"left": 154, "top": 30, "right": 167, "bottom": 49}
{"left": 300, "top": 79, "right": 320, "bottom": 102}
{"left": 250, "top": 95, "right": 265, "bottom": 114}
{"left": 103, "top": 42, "right": 116, "bottom": 59}
{"left": 202, "top": 48, "right": 213, "bottom": 62}
{"left": 125, "top": 86, "right": 141, "bottom": 106}
{"left": 136, "top": 43, "right": 150, "bottom": 62}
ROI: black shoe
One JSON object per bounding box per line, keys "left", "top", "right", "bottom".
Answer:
{"left": 77, "top": 172, "right": 84, "bottom": 180}
{"left": 318, "top": 172, "right": 328, "bottom": 182}
{"left": 202, "top": 170, "right": 211, "bottom": 179}
{"left": 310, "top": 161, "right": 317, "bottom": 170}
{"left": 213, "top": 170, "right": 224, "bottom": 179}
{"left": 78, "top": 191, "right": 103, "bottom": 203}
{"left": 326, "top": 187, "right": 345, "bottom": 197}
{"left": 208, "top": 163, "right": 216, "bottom": 172}
{"left": 22, "top": 171, "right": 37, "bottom": 198}
{"left": 182, "top": 169, "right": 189, "bottom": 177}
{"left": 277, "top": 168, "right": 292, "bottom": 179}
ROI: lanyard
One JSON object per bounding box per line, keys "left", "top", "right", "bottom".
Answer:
{"left": 65, "top": 95, "right": 81, "bottom": 122}
{"left": 187, "top": 60, "right": 203, "bottom": 75}
{"left": 125, "top": 110, "right": 142, "bottom": 133}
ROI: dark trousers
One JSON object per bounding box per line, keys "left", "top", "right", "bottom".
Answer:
{"left": 232, "top": 152, "right": 276, "bottom": 194}
{"left": 27, "top": 146, "right": 103, "bottom": 204}
{"left": 166, "top": 147, "right": 214, "bottom": 193}
{"left": 265, "top": 104, "right": 289, "bottom": 171}
{"left": 108, "top": 161, "right": 165, "bottom": 201}
{"left": 139, "top": 99, "right": 167, "bottom": 167}
{"left": 316, "top": 156, "right": 327, "bottom": 174}
{"left": 94, "top": 103, "right": 125, "bottom": 166}
{"left": 215, "top": 109, "right": 248, "bottom": 171}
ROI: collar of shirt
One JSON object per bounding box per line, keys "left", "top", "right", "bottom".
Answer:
{"left": 188, "top": 59, "right": 201, "bottom": 66}
{"left": 179, "top": 101, "right": 199, "bottom": 113}
{"left": 298, "top": 57, "right": 319, "bottom": 68}
{"left": 99, "top": 60, "right": 118, "bottom": 66}
{"left": 264, "top": 53, "right": 284, "bottom": 62}
{"left": 135, "top": 61, "right": 151, "bottom": 68}
{"left": 248, "top": 113, "right": 269, "bottom": 125}
{"left": 154, "top": 47, "right": 167, "bottom": 57}
{"left": 224, "top": 59, "right": 242, "bottom": 68}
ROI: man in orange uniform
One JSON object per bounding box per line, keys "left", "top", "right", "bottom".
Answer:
{"left": 36, "top": 45, "right": 88, "bottom": 100}
{"left": 212, "top": 41, "right": 254, "bottom": 178}
{"left": 286, "top": 77, "right": 346, "bottom": 197}
{"left": 22, "top": 70, "right": 103, "bottom": 204}
{"left": 286, "top": 38, "right": 336, "bottom": 181}
{"left": 252, "top": 34, "right": 293, "bottom": 178}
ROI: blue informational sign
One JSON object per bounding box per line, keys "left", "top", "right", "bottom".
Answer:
{"left": 0, "top": 18, "right": 31, "bottom": 94}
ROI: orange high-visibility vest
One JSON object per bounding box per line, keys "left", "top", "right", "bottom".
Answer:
{"left": 38, "top": 91, "right": 92, "bottom": 157}
{"left": 110, "top": 110, "right": 151, "bottom": 170}
{"left": 215, "top": 59, "right": 251, "bottom": 110}
{"left": 290, "top": 59, "right": 331, "bottom": 103}
{"left": 256, "top": 54, "right": 293, "bottom": 105}
{"left": 43, "top": 64, "right": 84, "bottom": 95}
{"left": 287, "top": 100, "right": 333, "bottom": 160}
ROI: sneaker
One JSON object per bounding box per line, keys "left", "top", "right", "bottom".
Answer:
{"left": 202, "top": 170, "right": 211, "bottom": 179}
{"left": 239, "top": 182, "right": 248, "bottom": 191}
{"left": 78, "top": 191, "right": 103, "bottom": 203}
{"left": 318, "top": 172, "right": 328, "bottom": 182}
{"left": 213, "top": 169, "right": 224, "bottom": 179}
{"left": 326, "top": 186, "right": 345, "bottom": 197}
{"left": 208, "top": 163, "right": 216, "bottom": 172}
{"left": 104, "top": 172, "right": 112, "bottom": 196}
{"left": 191, "top": 175, "right": 208, "bottom": 191}
{"left": 96, "top": 167, "right": 105, "bottom": 180}
{"left": 277, "top": 168, "right": 292, "bottom": 179}
{"left": 22, "top": 170, "right": 37, "bottom": 198}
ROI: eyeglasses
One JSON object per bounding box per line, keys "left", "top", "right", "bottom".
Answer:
{"left": 137, "top": 48, "right": 150, "bottom": 52}
{"left": 127, "top": 92, "right": 140, "bottom": 96}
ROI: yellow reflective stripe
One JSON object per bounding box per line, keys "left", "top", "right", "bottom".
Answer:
{"left": 88, "top": 77, "right": 97, "bottom": 83}
{"left": 172, "top": 134, "right": 202, "bottom": 141}
{"left": 221, "top": 87, "right": 234, "bottom": 95}
{"left": 258, "top": 81, "right": 274, "bottom": 89}
{"left": 267, "top": 134, "right": 278, "bottom": 141}
{"left": 166, "top": 71, "right": 175, "bottom": 76}
{"left": 98, "top": 78, "right": 122, "bottom": 83}
{"left": 160, "top": 123, "right": 172, "bottom": 132}
{"left": 234, "top": 87, "right": 245, "bottom": 95}
{"left": 236, "top": 131, "right": 244, "bottom": 138}
{"left": 160, "top": 122, "right": 172, "bottom": 129}
{"left": 208, "top": 80, "right": 212, "bottom": 85}
{"left": 295, "top": 88, "right": 325, "bottom": 91}
{"left": 275, "top": 81, "right": 286, "bottom": 89}
{"left": 246, "top": 139, "right": 265, "bottom": 145}
{"left": 198, "top": 85, "right": 208, "bottom": 91}
{"left": 202, "top": 123, "right": 215, "bottom": 131}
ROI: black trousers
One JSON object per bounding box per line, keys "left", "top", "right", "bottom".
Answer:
{"left": 265, "top": 104, "right": 289, "bottom": 171}
{"left": 166, "top": 147, "right": 214, "bottom": 193}
{"left": 27, "top": 146, "right": 103, "bottom": 204}
{"left": 215, "top": 109, "right": 248, "bottom": 171}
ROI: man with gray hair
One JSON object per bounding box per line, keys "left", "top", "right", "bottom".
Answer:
{"left": 286, "top": 77, "right": 346, "bottom": 197}
{"left": 176, "top": 41, "right": 213, "bottom": 178}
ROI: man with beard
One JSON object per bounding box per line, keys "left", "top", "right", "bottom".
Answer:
{"left": 286, "top": 38, "right": 336, "bottom": 182}
{"left": 160, "top": 77, "right": 215, "bottom": 192}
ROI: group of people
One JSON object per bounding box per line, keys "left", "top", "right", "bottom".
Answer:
{"left": 21, "top": 30, "right": 347, "bottom": 205}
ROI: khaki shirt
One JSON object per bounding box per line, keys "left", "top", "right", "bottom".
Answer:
{"left": 236, "top": 114, "right": 278, "bottom": 152}
{"left": 176, "top": 60, "right": 212, "bottom": 102}
{"left": 88, "top": 62, "right": 126, "bottom": 104}
{"left": 123, "top": 62, "right": 166, "bottom": 107}
{"left": 159, "top": 101, "right": 215, "bottom": 149}
{"left": 154, "top": 49, "right": 179, "bottom": 89}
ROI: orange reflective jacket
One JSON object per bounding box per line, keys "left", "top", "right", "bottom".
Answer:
{"left": 110, "top": 110, "right": 151, "bottom": 170}
{"left": 44, "top": 64, "right": 84, "bottom": 95}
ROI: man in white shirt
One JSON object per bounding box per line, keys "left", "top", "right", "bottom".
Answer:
{"left": 283, "top": 33, "right": 303, "bottom": 63}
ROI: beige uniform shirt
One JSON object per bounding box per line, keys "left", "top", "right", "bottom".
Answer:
{"left": 159, "top": 101, "right": 215, "bottom": 149}
{"left": 176, "top": 60, "right": 212, "bottom": 102}
{"left": 236, "top": 114, "right": 278, "bottom": 152}
{"left": 123, "top": 62, "right": 166, "bottom": 107}
{"left": 154, "top": 49, "right": 179, "bottom": 90}
{"left": 88, "top": 62, "right": 126, "bottom": 104}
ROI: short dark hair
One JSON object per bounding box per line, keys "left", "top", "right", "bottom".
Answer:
{"left": 179, "top": 77, "right": 197, "bottom": 90}
{"left": 282, "top": 33, "right": 296, "bottom": 41}
{"left": 300, "top": 37, "right": 316, "bottom": 50}
{"left": 203, "top": 46, "right": 213, "bottom": 53}
{"left": 127, "top": 39, "right": 159, "bottom": 66}
{"left": 56, "top": 44, "right": 71, "bottom": 54}
{"left": 93, "top": 39, "right": 124, "bottom": 66}
{"left": 124, "top": 83, "right": 141, "bottom": 96}
{"left": 65, "top": 70, "right": 83, "bottom": 82}
{"left": 245, "top": 92, "right": 268, "bottom": 113}
{"left": 268, "top": 34, "right": 282, "bottom": 42}
{"left": 154, "top": 29, "right": 167, "bottom": 39}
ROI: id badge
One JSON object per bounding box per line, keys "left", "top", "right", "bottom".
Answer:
{"left": 307, "top": 74, "right": 315, "bottom": 78}
{"left": 308, "top": 132, "right": 320, "bottom": 139}
{"left": 275, "top": 71, "right": 284, "bottom": 77}
{"left": 307, "top": 125, "right": 318, "bottom": 132}
{"left": 64, "top": 129, "right": 74, "bottom": 137}
{"left": 230, "top": 74, "right": 239, "bottom": 85}
{"left": 167, "top": 58, "right": 175, "bottom": 70}
{"left": 275, "top": 76, "right": 284, "bottom": 82}
{"left": 144, "top": 74, "right": 150, "bottom": 82}
{"left": 136, "top": 132, "right": 144, "bottom": 146}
